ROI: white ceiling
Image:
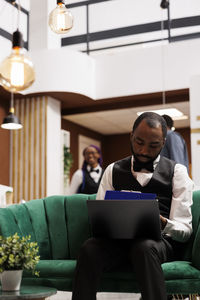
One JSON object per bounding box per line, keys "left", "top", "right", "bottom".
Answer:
{"left": 63, "top": 101, "right": 190, "bottom": 135}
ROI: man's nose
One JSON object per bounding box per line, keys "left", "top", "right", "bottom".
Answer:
{"left": 139, "top": 145, "right": 149, "bottom": 155}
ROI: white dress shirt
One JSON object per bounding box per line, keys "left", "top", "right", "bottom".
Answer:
{"left": 96, "top": 155, "right": 194, "bottom": 243}
{"left": 69, "top": 164, "right": 103, "bottom": 194}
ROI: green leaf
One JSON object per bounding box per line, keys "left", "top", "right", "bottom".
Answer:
{"left": 0, "top": 233, "right": 40, "bottom": 276}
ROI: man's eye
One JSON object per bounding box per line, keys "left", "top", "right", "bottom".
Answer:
{"left": 150, "top": 144, "right": 159, "bottom": 149}
{"left": 136, "top": 140, "right": 143, "bottom": 145}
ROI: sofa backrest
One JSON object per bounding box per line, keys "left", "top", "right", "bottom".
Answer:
{"left": 180, "top": 190, "right": 200, "bottom": 266}
{"left": 0, "top": 193, "right": 96, "bottom": 260}
{"left": 190, "top": 190, "right": 200, "bottom": 269}
{"left": 1, "top": 191, "right": 200, "bottom": 264}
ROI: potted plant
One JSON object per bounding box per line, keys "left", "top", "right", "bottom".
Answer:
{"left": 63, "top": 145, "right": 73, "bottom": 185}
{"left": 0, "top": 232, "right": 40, "bottom": 291}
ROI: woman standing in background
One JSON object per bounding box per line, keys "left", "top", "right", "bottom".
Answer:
{"left": 69, "top": 145, "right": 104, "bottom": 194}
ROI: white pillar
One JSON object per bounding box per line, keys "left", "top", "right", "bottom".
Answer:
{"left": 190, "top": 75, "right": 200, "bottom": 186}
{"left": 29, "top": 0, "right": 60, "bottom": 50}
{"left": 46, "top": 97, "right": 62, "bottom": 196}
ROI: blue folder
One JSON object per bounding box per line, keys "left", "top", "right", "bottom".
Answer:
{"left": 105, "top": 190, "right": 157, "bottom": 200}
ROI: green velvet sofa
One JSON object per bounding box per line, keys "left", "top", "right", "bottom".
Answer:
{"left": 0, "top": 191, "right": 200, "bottom": 298}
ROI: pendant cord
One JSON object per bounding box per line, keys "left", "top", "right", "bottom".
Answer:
{"left": 161, "top": 9, "right": 166, "bottom": 106}
{"left": 10, "top": 93, "right": 14, "bottom": 110}
{"left": 17, "top": 0, "right": 21, "bottom": 30}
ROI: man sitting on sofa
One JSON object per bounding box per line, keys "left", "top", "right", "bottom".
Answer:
{"left": 72, "top": 112, "right": 194, "bottom": 300}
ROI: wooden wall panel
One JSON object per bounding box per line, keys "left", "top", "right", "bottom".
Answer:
{"left": 11, "top": 97, "right": 47, "bottom": 203}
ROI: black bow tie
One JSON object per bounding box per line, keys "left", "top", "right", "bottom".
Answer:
{"left": 133, "top": 160, "right": 154, "bottom": 173}
{"left": 90, "top": 168, "right": 99, "bottom": 173}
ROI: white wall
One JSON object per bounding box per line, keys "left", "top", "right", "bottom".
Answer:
{"left": 23, "top": 47, "right": 96, "bottom": 99}
{"left": 189, "top": 75, "right": 200, "bottom": 186}
{"left": 18, "top": 38, "right": 200, "bottom": 101}
{"left": 95, "top": 39, "right": 200, "bottom": 99}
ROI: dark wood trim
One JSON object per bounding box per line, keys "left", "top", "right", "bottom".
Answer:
{"left": 4, "top": 87, "right": 189, "bottom": 118}
{"left": 61, "top": 89, "right": 189, "bottom": 115}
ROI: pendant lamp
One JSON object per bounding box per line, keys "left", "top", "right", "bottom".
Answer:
{"left": 1, "top": 93, "right": 22, "bottom": 130}
{"left": 49, "top": 0, "right": 73, "bottom": 34}
{"left": 160, "top": 0, "right": 169, "bottom": 9}
{"left": 0, "top": 30, "right": 35, "bottom": 93}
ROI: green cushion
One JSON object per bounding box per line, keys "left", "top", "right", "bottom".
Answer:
{"left": 22, "top": 277, "right": 73, "bottom": 291}
{"left": 22, "top": 259, "right": 77, "bottom": 291}
{"left": 7, "top": 204, "right": 36, "bottom": 240}
{"left": 191, "top": 190, "right": 200, "bottom": 269}
{"left": 24, "top": 260, "right": 76, "bottom": 278}
{"left": 65, "top": 194, "right": 95, "bottom": 259}
{"left": 43, "top": 196, "right": 69, "bottom": 259}
{"left": 25, "top": 199, "right": 51, "bottom": 259}
{"left": 0, "top": 207, "right": 21, "bottom": 236}
{"left": 162, "top": 261, "right": 200, "bottom": 280}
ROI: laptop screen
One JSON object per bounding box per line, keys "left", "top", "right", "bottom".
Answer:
{"left": 87, "top": 199, "right": 161, "bottom": 240}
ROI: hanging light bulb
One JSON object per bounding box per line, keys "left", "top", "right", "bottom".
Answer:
{"left": 1, "top": 93, "right": 22, "bottom": 130}
{"left": 49, "top": 0, "right": 73, "bottom": 34}
{"left": 0, "top": 30, "right": 35, "bottom": 93}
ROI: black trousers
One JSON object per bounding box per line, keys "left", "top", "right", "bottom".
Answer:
{"left": 72, "top": 236, "right": 178, "bottom": 300}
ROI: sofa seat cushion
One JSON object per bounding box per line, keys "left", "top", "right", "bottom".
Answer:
{"left": 23, "top": 260, "right": 200, "bottom": 281}
{"left": 22, "top": 259, "right": 200, "bottom": 294}
{"left": 23, "top": 260, "right": 76, "bottom": 278}
{"left": 162, "top": 261, "right": 200, "bottom": 280}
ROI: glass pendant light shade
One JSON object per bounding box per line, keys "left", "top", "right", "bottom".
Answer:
{"left": 49, "top": 1, "right": 73, "bottom": 34}
{"left": 0, "top": 30, "right": 35, "bottom": 93}
{"left": 1, "top": 108, "right": 22, "bottom": 130}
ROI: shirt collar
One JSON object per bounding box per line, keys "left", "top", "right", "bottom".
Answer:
{"left": 87, "top": 164, "right": 101, "bottom": 172}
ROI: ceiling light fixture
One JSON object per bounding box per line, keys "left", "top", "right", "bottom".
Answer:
{"left": 0, "top": 1, "right": 35, "bottom": 92}
{"left": 1, "top": 93, "right": 22, "bottom": 130}
{"left": 49, "top": 0, "right": 73, "bottom": 34}
{"left": 137, "top": 108, "right": 188, "bottom": 120}
{"left": 160, "top": 0, "right": 169, "bottom": 9}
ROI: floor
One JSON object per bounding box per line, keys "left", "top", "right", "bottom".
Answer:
{"left": 51, "top": 292, "right": 141, "bottom": 300}
{"left": 50, "top": 292, "right": 199, "bottom": 300}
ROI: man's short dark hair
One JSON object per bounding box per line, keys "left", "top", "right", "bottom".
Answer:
{"left": 162, "top": 114, "right": 174, "bottom": 129}
{"left": 132, "top": 112, "right": 167, "bottom": 138}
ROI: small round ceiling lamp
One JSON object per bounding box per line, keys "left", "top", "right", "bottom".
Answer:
{"left": 49, "top": 0, "right": 73, "bottom": 34}
{"left": 1, "top": 93, "right": 22, "bottom": 130}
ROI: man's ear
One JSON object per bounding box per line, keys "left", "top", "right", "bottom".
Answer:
{"left": 163, "top": 137, "right": 166, "bottom": 146}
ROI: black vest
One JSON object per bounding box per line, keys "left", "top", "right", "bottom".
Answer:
{"left": 78, "top": 169, "right": 104, "bottom": 194}
{"left": 112, "top": 156, "right": 176, "bottom": 218}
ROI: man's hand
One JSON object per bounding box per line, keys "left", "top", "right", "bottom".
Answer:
{"left": 160, "top": 215, "right": 167, "bottom": 230}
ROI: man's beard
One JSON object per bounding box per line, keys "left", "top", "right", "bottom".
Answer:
{"left": 130, "top": 143, "right": 159, "bottom": 164}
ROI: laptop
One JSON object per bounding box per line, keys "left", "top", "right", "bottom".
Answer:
{"left": 87, "top": 199, "right": 161, "bottom": 240}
